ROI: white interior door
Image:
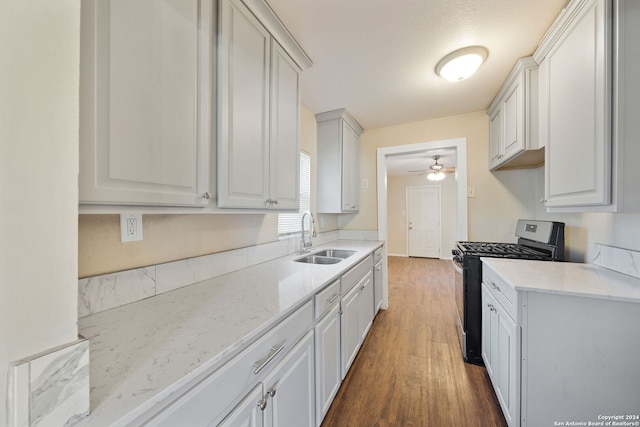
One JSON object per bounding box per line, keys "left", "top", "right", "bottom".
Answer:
{"left": 407, "top": 186, "right": 441, "bottom": 258}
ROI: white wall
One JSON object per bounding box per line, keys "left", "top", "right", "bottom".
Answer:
{"left": 0, "top": 1, "right": 80, "bottom": 424}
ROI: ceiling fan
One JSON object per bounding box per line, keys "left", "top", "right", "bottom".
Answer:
{"left": 409, "top": 155, "right": 456, "bottom": 181}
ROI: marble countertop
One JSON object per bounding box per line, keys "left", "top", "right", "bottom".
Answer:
{"left": 481, "top": 258, "right": 640, "bottom": 303}
{"left": 75, "top": 240, "right": 383, "bottom": 426}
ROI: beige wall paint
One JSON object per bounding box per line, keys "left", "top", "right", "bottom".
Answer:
{"left": 79, "top": 105, "right": 338, "bottom": 278}
{"left": 387, "top": 174, "right": 456, "bottom": 256}
{"left": 0, "top": 0, "right": 81, "bottom": 422}
{"left": 346, "top": 111, "right": 536, "bottom": 243}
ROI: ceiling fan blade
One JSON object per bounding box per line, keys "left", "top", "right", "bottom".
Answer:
{"left": 407, "top": 169, "right": 429, "bottom": 173}
{"left": 442, "top": 167, "right": 456, "bottom": 174}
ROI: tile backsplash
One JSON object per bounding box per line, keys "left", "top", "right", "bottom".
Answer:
{"left": 593, "top": 243, "right": 640, "bottom": 280}
{"left": 78, "top": 230, "right": 373, "bottom": 317}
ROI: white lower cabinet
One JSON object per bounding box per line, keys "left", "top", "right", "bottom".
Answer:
{"left": 481, "top": 283, "right": 519, "bottom": 427}
{"left": 340, "top": 282, "right": 361, "bottom": 379}
{"left": 373, "top": 259, "right": 383, "bottom": 314}
{"left": 340, "top": 270, "right": 374, "bottom": 379}
{"left": 314, "top": 304, "right": 341, "bottom": 426}
{"left": 263, "top": 331, "right": 315, "bottom": 427}
{"left": 218, "top": 384, "right": 265, "bottom": 427}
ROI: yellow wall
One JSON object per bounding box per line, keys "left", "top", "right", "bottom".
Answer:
{"left": 347, "top": 111, "right": 536, "bottom": 243}
{"left": 79, "top": 105, "right": 339, "bottom": 278}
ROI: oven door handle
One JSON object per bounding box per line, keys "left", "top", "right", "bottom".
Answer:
{"left": 451, "top": 258, "right": 463, "bottom": 274}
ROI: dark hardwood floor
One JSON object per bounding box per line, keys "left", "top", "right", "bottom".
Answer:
{"left": 321, "top": 256, "right": 507, "bottom": 427}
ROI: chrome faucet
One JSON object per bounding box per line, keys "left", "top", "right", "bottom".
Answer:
{"left": 300, "top": 211, "right": 316, "bottom": 254}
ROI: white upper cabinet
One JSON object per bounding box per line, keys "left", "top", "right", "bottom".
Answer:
{"left": 488, "top": 57, "right": 542, "bottom": 171}
{"left": 80, "top": 0, "right": 212, "bottom": 208}
{"left": 537, "top": 0, "right": 611, "bottom": 209}
{"left": 316, "top": 109, "right": 364, "bottom": 213}
{"left": 217, "top": 0, "right": 309, "bottom": 210}
{"left": 535, "top": 0, "right": 640, "bottom": 212}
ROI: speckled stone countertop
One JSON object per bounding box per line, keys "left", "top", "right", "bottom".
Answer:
{"left": 482, "top": 258, "right": 640, "bottom": 303}
{"left": 75, "top": 240, "right": 383, "bottom": 426}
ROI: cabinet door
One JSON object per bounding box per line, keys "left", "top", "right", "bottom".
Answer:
{"left": 218, "top": 384, "right": 265, "bottom": 427}
{"left": 269, "top": 41, "right": 301, "bottom": 210}
{"left": 481, "top": 285, "right": 495, "bottom": 377}
{"left": 314, "top": 305, "right": 341, "bottom": 426}
{"left": 373, "top": 260, "right": 383, "bottom": 314}
{"left": 79, "top": 0, "right": 211, "bottom": 207}
{"left": 264, "top": 331, "right": 315, "bottom": 427}
{"left": 357, "top": 271, "right": 374, "bottom": 342}
{"left": 482, "top": 284, "right": 519, "bottom": 427}
{"left": 341, "top": 122, "right": 360, "bottom": 212}
{"left": 544, "top": 0, "right": 611, "bottom": 208}
{"left": 218, "top": 0, "right": 271, "bottom": 208}
{"left": 340, "top": 284, "right": 361, "bottom": 379}
{"left": 494, "top": 302, "right": 519, "bottom": 426}
{"left": 502, "top": 76, "right": 524, "bottom": 161}
{"left": 488, "top": 109, "right": 503, "bottom": 170}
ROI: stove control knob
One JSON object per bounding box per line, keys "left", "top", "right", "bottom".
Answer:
{"left": 451, "top": 249, "right": 460, "bottom": 256}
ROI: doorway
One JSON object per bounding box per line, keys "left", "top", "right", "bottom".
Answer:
{"left": 376, "top": 137, "right": 469, "bottom": 310}
{"left": 407, "top": 186, "right": 441, "bottom": 258}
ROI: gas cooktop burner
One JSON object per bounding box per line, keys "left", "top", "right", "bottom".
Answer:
{"left": 456, "top": 241, "right": 550, "bottom": 258}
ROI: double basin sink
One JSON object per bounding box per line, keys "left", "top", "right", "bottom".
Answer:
{"left": 294, "top": 249, "right": 356, "bottom": 265}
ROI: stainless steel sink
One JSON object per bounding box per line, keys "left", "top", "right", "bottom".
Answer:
{"left": 294, "top": 249, "right": 356, "bottom": 265}
{"left": 313, "top": 249, "right": 356, "bottom": 259}
{"left": 294, "top": 255, "right": 342, "bottom": 265}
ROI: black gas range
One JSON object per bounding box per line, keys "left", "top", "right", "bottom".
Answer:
{"left": 451, "top": 220, "right": 565, "bottom": 365}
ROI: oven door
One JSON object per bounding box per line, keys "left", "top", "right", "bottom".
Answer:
{"left": 451, "top": 258, "right": 466, "bottom": 359}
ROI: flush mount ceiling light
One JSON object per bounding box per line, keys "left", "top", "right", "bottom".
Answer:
{"left": 435, "top": 46, "right": 489, "bottom": 82}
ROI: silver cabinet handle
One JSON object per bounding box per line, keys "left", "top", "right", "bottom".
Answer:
{"left": 252, "top": 344, "right": 285, "bottom": 374}
{"left": 202, "top": 192, "right": 212, "bottom": 199}
{"left": 327, "top": 292, "right": 342, "bottom": 304}
{"left": 271, "top": 199, "right": 278, "bottom": 205}
{"left": 487, "top": 303, "right": 496, "bottom": 312}
{"left": 267, "top": 387, "right": 276, "bottom": 397}
{"left": 491, "top": 281, "right": 501, "bottom": 292}
{"left": 258, "top": 399, "right": 267, "bottom": 411}
{"left": 376, "top": 266, "right": 382, "bottom": 272}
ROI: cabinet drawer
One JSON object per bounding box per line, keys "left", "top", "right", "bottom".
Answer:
{"left": 373, "top": 247, "right": 383, "bottom": 264}
{"left": 483, "top": 266, "right": 518, "bottom": 320}
{"left": 341, "top": 255, "right": 373, "bottom": 293}
{"left": 315, "top": 280, "right": 341, "bottom": 319}
{"left": 146, "top": 300, "right": 313, "bottom": 426}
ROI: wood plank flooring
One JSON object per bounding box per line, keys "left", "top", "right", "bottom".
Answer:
{"left": 321, "top": 256, "right": 507, "bottom": 427}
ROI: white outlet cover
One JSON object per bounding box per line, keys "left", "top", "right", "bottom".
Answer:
{"left": 120, "top": 213, "right": 143, "bottom": 242}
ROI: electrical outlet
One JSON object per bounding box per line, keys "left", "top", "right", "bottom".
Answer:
{"left": 467, "top": 186, "right": 476, "bottom": 198}
{"left": 362, "top": 179, "right": 368, "bottom": 189}
{"left": 120, "top": 213, "right": 143, "bottom": 242}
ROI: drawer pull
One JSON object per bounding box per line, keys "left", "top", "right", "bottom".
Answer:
{"left": 491, "top": 281, "right": 501, "bottom": 292}
{"left": 327, "top": 292, "right": 342, "bottom": 304}
{"left": 252, "top": 344, "right": 285, "bottom": 374}
{"left": 267, "top": 387, "right": 276, "bottom": 397}
{"left": 258, "top": 399, "right": 267, "bottom": 411}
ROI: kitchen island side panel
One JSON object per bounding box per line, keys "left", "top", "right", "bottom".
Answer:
{"left": 521, "top": 291, "right": 640, "bottom": 426}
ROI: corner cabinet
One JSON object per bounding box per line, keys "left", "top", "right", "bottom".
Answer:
{"left": 217, "top": 0, "right": 310, "bottom": 210}
{"left": 79, "top": 0, "right": 213, "bottom": 208}
{"left": 316, "top": 109, "right": 364, "bottom": 213}
{"left": 534, "top": 0, "right": 640, "bottom": 212}
{"left": 488, "top": 57, "right": 543, "bottom": 171}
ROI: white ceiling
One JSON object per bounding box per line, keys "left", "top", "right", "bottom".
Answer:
{"left": 386, "top": 149, "right": 457, "bottom": 177}
{"left": 266, "top": 0, "right": 569, "bottom": 130}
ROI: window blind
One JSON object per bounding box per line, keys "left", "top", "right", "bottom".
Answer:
{"left": 278, "top": 152, "right": 311, "bottom": 235}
